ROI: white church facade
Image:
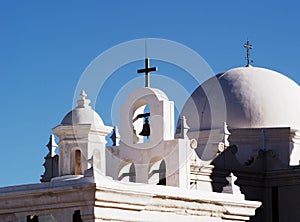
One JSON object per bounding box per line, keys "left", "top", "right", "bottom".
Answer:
{"left": 1, "top": 43, "right": 300, "bottom": 221}
{"left": 0, "top": 85, "right": 261, "bottom": 222}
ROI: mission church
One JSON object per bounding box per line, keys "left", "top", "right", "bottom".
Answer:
{"left": 1, "top": 42, "right": 300, "bottom": 222}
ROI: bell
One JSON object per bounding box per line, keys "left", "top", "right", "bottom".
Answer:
{"left": 139, "top": 117, "right": 150, "bottom": 138}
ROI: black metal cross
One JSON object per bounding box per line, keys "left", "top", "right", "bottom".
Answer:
{"left": 137, "top": 58, "right": 157, "bottom": 87}
{"left": 243, "top": 40, "right": 253, "bottom": 67}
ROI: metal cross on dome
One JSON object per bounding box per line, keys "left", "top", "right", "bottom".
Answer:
{"left": 137, "top": 58, "right": 158, "bottom": 87}
{"left": 243, "top": 40, "right": 253, "bottom": 67}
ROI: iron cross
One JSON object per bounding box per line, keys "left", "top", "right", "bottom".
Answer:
{"left": 243, "top": 40, "right": 253, "bottom": 67}
{"left": 137, "top": 58, "right": 157, "bottom": 87}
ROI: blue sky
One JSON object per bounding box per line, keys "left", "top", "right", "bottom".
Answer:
{"left": 1, "top": 1, "right": 300, "bottom": 186}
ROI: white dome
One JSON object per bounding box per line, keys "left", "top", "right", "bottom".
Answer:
{"left": 180, "top": 66, "right": 300, "bottom": 130}
{"left": 61, "top": 90, "right": 104, "bottom": 126}
{"left": 61, "top": 108, "right": 104, "bottom": 126}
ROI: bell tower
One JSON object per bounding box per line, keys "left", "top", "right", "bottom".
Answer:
{"left": 106, "top": 59, "right": 194, "bottom": 188}
{"left": 52, "top": 91, "right": 112, "bottom": 180}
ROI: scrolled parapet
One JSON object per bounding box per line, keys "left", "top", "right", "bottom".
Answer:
{"left": 190, "top": 138, "right": 198, "bottom": 149}
{"left": 192, "top": 122, "right": 232, "bottom": 165}
{"left": 217, "top": 142, "right": 225, "bottom": 153}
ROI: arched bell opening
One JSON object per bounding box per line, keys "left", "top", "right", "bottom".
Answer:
{"left": 132, "top": 100, "right": 151, "bottom": 144}
{"left": 148, "top": 158, "right": 166, "bottom": 186}
{"left": 118, "top": 160, "right": 136, "bottom": 182}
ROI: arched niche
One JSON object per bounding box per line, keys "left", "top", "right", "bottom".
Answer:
{"left": 118, "top": 160, "right": 136, "bottom": 182}
{"left": 71, "top": 148, "right": 82, "bottom": 175}
{"left": 148, "top": 157, "right": 166, "bottom": 185}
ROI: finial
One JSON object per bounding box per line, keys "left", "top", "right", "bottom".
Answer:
{"left": 180, "top": 116, "right": 190, "bottom": 139}
{"left": 226, "top": 172, "right": 237, "bottom": 186}
{"left": 80, "top": 90, "right": 87, "bottom": 100}
{"left": 77, "top": 90, "right": 91, "bottom": 108}
{"left": 46, "top": 134, "right": 58, "bottom": 157}
{"left": 222, "top": 172, "right": 245, "bottom": 199}
{"left": 137, "top": 58, "right": 158, "bottom": 87}
{"left": 243, "top": 40, "right": 253, "bottom": 67}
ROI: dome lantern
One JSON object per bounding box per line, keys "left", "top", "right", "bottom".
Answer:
{"left": 61, "top": 90, "right": 104, "bottom": 127}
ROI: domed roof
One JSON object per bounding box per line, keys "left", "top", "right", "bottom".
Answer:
{"left": 61, "top": 90, "right": 104, "bottom": 126}
{"left": 180, "top": 66, "right": 300, "bottom": 130}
